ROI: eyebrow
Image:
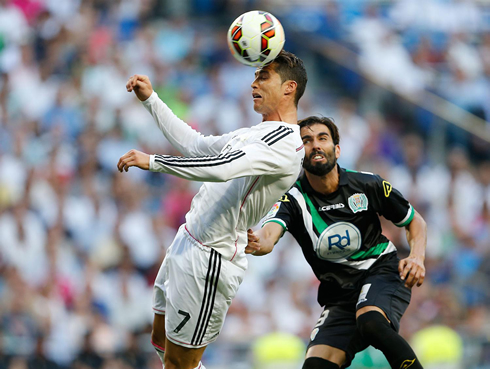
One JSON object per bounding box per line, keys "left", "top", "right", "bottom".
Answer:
{"left": 301, "top": 132, "right": 330, "bottom": 139}
{"left": 255, "top": 70, "right": 270, "bottom": 78}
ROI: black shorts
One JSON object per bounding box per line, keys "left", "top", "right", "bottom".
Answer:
{"left": 307, "top": 253, "right": 411, "bottom": 367}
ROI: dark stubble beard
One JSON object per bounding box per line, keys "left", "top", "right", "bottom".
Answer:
{"left": 303, "top": 146, "right": 337, "bottom": 177}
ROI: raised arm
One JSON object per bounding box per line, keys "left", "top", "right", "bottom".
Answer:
{"left": 126, "top": 75, "right": 232, "bottom": 157}
{"left": 245, "top": 222, "right": 284, "bottom": 256}
{"left": 398, "top": 210, "right": 427, "bottom": 288}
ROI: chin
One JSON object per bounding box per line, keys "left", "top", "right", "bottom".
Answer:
{"left": 253, "top": 106, "right": 261, "bottom": 113}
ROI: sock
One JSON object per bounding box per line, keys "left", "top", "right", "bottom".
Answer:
{"left": 152, "top": 340, "right": 165, "bottom": 367}
{"left": 302, "top": 357, "right": 340, "bottom": 369}
{"left": 357, "top": 311, "right": 423, "bottom": 369}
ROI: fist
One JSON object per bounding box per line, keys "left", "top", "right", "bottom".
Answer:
{"left": 126, "top": 74, "right": 153, "bottom": 101}
{"left": 117, "top": 149, "right": 150, "bottom": 172}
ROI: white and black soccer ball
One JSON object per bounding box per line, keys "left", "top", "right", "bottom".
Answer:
{"left": 227, "top": 10, "right": 285, "bottom": 67}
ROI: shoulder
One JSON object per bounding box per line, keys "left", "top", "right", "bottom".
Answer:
{"left": 286, "top": 181, "right": 306, "bottom": 204}
{"left": 342, "top": 168, "right": 383, "bottom": 188}
{"left": 257, "top": 122, "right": 300, "bottom": 146}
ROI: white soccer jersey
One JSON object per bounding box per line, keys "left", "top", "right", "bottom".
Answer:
{"left": 143, "top": 92, "right": 304, "bottom": 266}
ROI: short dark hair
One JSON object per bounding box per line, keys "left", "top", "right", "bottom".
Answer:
{"left": 298, "top": 116, "right": 340, "bottom": 145}
{"left": 271, "top": 50, "right": 308, "bottom": 107}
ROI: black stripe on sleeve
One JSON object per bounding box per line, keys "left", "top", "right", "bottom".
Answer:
{"left": 266, "top": 129, "right": 294, "bottom": 146}
{"left": 154, "top": 151, "right": 246, "bottom": 168}
{"left": 261, "top": 126, "right": 286, "bottom": 142}
{"left": 154, "top": 150, "right": 242, "bottom": 163}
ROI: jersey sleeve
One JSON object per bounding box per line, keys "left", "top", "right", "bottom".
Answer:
{"left": 149, "top": 136, "right": 297, "bottom": 182}
{"left": 262, "top": 193, "right": 300, "bottom": 234}
{"left": 370, "top": 175, "right": 415, "bottom": 227}
{"left": 142, "top": 91, "right": 233, "bottom": 157}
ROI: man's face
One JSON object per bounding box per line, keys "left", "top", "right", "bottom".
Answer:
{"left": 301, "top": 123, "right": 340, "bottom": 176}
{"left": 250, "top": 64, "right": 284, "bottom": 114}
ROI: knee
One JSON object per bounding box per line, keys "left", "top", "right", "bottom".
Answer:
{"left": 164, "top": 356, "right": 200, "bottom": 369}
{"left": 356, "top": 311, "right": 390, "bottom": 343}
{"left": 303, "top": 357, "right": 340, "bottom": 369}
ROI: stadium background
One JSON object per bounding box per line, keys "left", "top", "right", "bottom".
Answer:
{"left": 1, "top": 0, "right": 490, "bottom": 368}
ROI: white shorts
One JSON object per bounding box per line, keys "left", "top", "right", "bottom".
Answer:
{"left": 153, "top": 225, "right": 245, "bottom": 348}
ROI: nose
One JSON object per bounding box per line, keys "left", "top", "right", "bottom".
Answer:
{"left": 251, "top": 79, "right": 258, "bottom": 90}
{"left": 311, "top": 139, "right": 323, "bottom": 152}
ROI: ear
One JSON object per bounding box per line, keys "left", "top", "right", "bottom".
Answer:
{"left": 283, "top": 80, "right": 297, "bottom": 96}
{"left": 335, "top": 144, "right": 341, "bottom": 160}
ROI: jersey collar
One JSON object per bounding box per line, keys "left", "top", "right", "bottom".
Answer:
{"left": 299, "top": 165, "right": 348, "bottom": 194}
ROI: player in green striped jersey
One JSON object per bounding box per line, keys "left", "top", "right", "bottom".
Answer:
{"left": 246, "top": 116, "right": 426, "bottom": 369}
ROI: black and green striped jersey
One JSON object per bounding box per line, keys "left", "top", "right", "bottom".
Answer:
{"left": 262, "top": 166, "right": 414, "bottom": 305}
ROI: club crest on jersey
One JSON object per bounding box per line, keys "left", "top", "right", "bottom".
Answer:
{"left": 316, "top": 222, "right": 362, "bottom": 261}
{"left": 348, "top": 193, "right": 368, "bottom": 213}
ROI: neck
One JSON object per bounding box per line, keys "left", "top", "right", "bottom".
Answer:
{"left": 305, "top": 165, "right": 340, "bottom": 195}
{"left": 261, "top": 104, "right": 298, "bottom": 124}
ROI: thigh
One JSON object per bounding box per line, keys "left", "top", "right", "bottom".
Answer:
{"left": 164, "top": 338, "right": 207, "bottom": 369}
{"left": 356, "top": 263, "right": 411, "bottom": 332}
{"left": 163, "top": 233, "right": 244, "bottom": 349}
{"left": 307, "top": 304, "right": 367, "bottom": 366}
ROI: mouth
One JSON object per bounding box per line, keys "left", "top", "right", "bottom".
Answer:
{"left": 252, "top": 92, "right": 262, "bottom": 101}
{"left": 310, "top": 153, "right": 325, "bottom": 162}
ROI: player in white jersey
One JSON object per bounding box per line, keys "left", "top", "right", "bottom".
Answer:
{"left": 117, "top": 50, "right": 307, "bottom": 369}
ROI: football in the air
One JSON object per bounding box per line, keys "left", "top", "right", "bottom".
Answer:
{"left": 227, "top": 10, "right": 285, "bottom": 67}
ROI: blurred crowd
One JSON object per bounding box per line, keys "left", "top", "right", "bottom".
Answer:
{"left": 0, "top": 0, "right": 490, "bottom": 369}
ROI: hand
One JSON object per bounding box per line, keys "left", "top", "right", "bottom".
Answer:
{"left": 117, "top": 149, "right": 150, "bottom": 172}
{"left": 245, "top": 229, "right": 261, "bottom": 255}
{"left": 126, "top": 74, "right": 153, "bottom": 101}
{"left": 398, "top": 255, "right": 425, "bottom": 288}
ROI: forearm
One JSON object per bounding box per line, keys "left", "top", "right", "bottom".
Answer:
{"left": 251, "top": 232, "right": 276, "bottom": 256}
{"left": 142, "top": 92, "right": 227, "bottom": 156}
{"left": 405, "top": 211, "right": 427, "bottom": 259}
{"left": 149, "top": 150, "right": 251, "bottom": 182}
{"left": 252, "top": 223, "right": 283, "bottom": 256}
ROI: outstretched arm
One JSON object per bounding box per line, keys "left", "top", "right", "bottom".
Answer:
{"left": 126, "top": 74, "right": 233, "bottom": 157}
{"left": 245, "top": 222, "right": 284, "bottom": 256}
{"left": 398, "top": 209, "right": 427, "bottom": 288}
{"left": 117, "top": 137, "right": 293, "bottom": 182}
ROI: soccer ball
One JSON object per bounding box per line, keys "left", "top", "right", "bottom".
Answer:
{"left": 227, "top": 10, "right": 285, "bottom": 67}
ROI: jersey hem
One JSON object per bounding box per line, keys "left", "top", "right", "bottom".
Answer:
{"left": 166, "top": 333, "right": 217, "bottom": 349}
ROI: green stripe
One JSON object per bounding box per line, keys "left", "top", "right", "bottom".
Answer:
{"left": 296, "top": 181, "right": 328, "bottom": 234}
{"left": 345, "top": 169, "right": 358, "bottom": 173}
{"left": 396, "top": 206, "right": 415, "bottom": 227}
{"left": 262, "top": 219, "right": 287, "bottom": 231}
{"left": 349, "top": 242, "right": 389, "bottom": 261}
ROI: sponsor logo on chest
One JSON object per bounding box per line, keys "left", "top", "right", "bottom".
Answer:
{"left": 318, "top": 203, "right": 345, "bottom": 212}
{"left": 316, "top": 222, "right": 362, "bottom": 261}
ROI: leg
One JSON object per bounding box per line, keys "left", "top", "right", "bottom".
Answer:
{"left": 355, "top": 255, "right": 423, "bottom": 369}
{"left": 303, "top": 345, "right": 345, "bottom": 368}
{"left": 304, "top": 305, "right": 368, "bottom": 369}
{"left": 152, "top": 313, "right": 207, "bottom": 369}
{"left": 164, "top": 339, "right": 206, "bottom": 369}
{"left": 356, "top": 307, "right": 422, "bottom": 369}
{"left": 151, "top": 313, "right": 166, "bottom": 364}
{"left": 152, "top": 227, "right": 244, "bottom": 369}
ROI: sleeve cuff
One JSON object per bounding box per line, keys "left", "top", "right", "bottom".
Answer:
{"left": 149, "top": 154, "right": 156, "bottom": 171}
{"left": 141, "top": 90, "right": 158, "bottom": 106}
{"left": 262, "top": 219, "right": 287, "bottom": 234}
{"left": 394, "top": 205, "right": 415, "bottom": 227}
